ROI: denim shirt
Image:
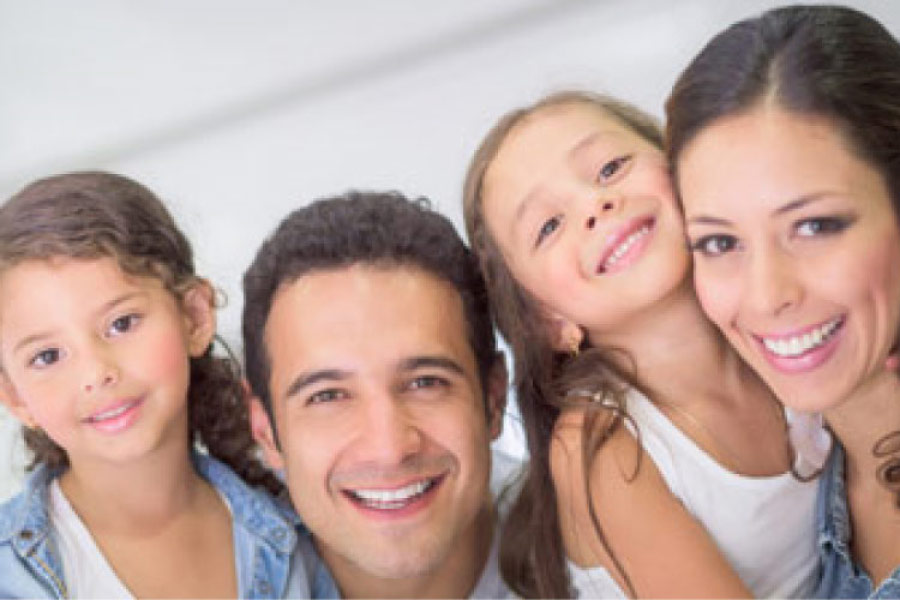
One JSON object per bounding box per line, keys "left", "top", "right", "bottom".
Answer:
{"left": 0, "top": 452, "right": 305, "bottom": 599}
{"left": 815, "top": 443, "right": 900, "bottom": 598}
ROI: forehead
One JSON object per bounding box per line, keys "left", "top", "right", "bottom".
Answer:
{"left": 678, "top": 106, "right": 889, "bottom": 218}
{"left": 264, "top": 265, "right": 477, "bottom": 385}
{"left": 484, "top": 102, "right": 637, "bottom": 188}
{"left": 0, "top": 256, "right": 138, "bottom": 307}
{"left": 0, "top": 257, "right": 165, "bottom": 343}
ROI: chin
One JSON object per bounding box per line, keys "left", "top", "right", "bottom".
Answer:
{"left": 359, "top": 548, "right": 445, "bottom": 580}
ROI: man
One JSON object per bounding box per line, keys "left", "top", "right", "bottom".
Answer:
{"left": 241, "top": 191, "right": 512, "bottom": 598}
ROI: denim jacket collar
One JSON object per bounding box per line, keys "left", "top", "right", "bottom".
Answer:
{"left": 0, "top": 452, "right": 299, "bottom": 599}
{"left": 194, "top": 452, "right": 297, "bottom": 554}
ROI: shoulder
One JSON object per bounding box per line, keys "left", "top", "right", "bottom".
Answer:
{"left": 194, "top": 452, "right": 298, "bottom": 555}
{"left": 0, "top": 465, "right": 55, "bottom": 544}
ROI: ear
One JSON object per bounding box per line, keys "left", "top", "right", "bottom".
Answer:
{"left": 0, "top": 374, "right": 37, "bottom": 429}
{"left": 181, "top": 279, "right": 217, "bottom": 358}
{"left": 485, "top": 352, "right": 508, "bottom": 441}
{"left": 546, "top": 312, "right": 584, "bottom": 354}
{"left": 249, "top": 391, "right": 284, "bottom": 471}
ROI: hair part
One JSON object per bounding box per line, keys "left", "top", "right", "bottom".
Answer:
{"left": 0, "top": 171, "right": 282, "bottom": 495}
{"left": 463, "top": 90, "right": 661, "bottom": 597}
{"left": 242, "top": 190, "right": 498, "bottom": 435}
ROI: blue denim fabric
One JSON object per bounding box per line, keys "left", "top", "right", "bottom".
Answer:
{"left": 815, "top": 443, "right": 900, "bottom": 599}
{"left": 0, "top": 452, "right": 306, "bottom": 599}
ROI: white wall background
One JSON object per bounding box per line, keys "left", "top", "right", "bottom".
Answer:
{"left": 1, "top": 0, "right": 898, "bottom": 501}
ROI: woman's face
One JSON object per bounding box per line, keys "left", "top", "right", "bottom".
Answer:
{"left": 481, "top": 102, "right": 689, "bottom": 342}
{"left": 678, "top": 106, "right": 900, "bottom": 415}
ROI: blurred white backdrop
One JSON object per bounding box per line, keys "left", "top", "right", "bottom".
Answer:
{"left": 1, "top": 0, "right": 898, "bottom": 500}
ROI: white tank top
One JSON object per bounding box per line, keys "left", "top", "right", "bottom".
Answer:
{"left": 569, "top": 388, "right": 821, "bottom": 598}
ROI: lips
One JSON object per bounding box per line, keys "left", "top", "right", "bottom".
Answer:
{"left": 752, "top": 315, "right": 846, "bottom": 373}
{"left": 342, "top": 474, "right": 444, "bottom": 513}
{"left": 596, "top": 217, "right": 655, "bottom": 275}
{"left": 758, "top": 316, "right": 844, "bottom": 358}
{"left": 84, "top": 397, "right": 144, "bottom": 433}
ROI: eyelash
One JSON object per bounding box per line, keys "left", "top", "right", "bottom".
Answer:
{"left": 794, "top": 216, "right": 852, "bottom": 237}
{"left": 407, "top": 375, "right": 449, "bottom": 391}
{"left": 689, "top": 235, "right": 739, "bottom": 257}
{"left": 689, "top": 215, "right": 854, "bottom": 258}
{"left": 535, "top": 215, "right": 562, "bottom": 248}
{"left": 29, "top": 348, "right": 62, "bottom": 369}
{"left": 308, "top": 388, "right": 348, "bottom": 405}
{"left": 597, "top": 155, "right": 632, "bottom": 184}
{"left": 107, "top": 313, "right": 141, "bottom": 337}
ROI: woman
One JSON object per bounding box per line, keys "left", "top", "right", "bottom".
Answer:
{"left": 668, "top": 5, "right": 900, "bottom": 597}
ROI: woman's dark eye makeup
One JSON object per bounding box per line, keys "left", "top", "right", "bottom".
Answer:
{"left": 794, "top": 215, "right": 853, "bottom": 237}
{"left": 689, "top": 234, "right": 739, "bottom": 256}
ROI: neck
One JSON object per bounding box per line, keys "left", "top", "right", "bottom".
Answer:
{"left": 60, "top": 437, "right": 208, "bottom": 534}
{"left": 826, "top": 369, "right": 900, "bottom": 494}
{"left": 586, "top": 280, "right": 747, "bottom": 406}
{"left": 330, "top": 501, "right": 494, "bottom": 599}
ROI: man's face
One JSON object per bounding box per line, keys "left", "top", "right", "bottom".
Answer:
{"left": 252, "top": 264, "right": 503, "bottom": 583}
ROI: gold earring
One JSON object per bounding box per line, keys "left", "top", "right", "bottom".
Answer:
{"left": 569, "top": 339, "right": 580, "bottom": 358}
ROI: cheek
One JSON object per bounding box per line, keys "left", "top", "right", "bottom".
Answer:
{"left": 692, "top": 265, "right": 736, "bottom": 327}
{"left": 281, "top": 417, "right": 342, "bottom": 490}
{"left": 427, "top": 407, "right": 490, "bottom": 479}
{"left": 131, "top": 327, "right": 191, "bottom": 385}
{"left": 826, "top": 237, "right": 900, "bottom": 335}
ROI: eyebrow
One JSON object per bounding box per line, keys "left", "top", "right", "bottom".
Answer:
{"left": 283, "top": 368, "right": 352, "bottom": 400}
{"left": 687, "top": 192, "right": 835, "bottom": 227}
{"left": 773, "top": 193, "right": 831, "bottom": 216}
{"left": 512, "top": 187, "right": 544, "bottom": 230}
{"left": 568, "top": 131, "right": 603, "bottom": 161}
{"left": 398, "top": 355, "right": 466, "bottom": 376}
{"left": 11, "top": 292, "right": 145, "bottom": 355}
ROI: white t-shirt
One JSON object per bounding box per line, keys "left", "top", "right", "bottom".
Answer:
{"left": 48, "top": 480, "right": 133, "bottom": 599}
{"left": 568, "top": 388, "right": 821, "bottom": 599}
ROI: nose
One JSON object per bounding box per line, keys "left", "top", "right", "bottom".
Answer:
{"left": 744, "top": 246, "right": 802, "bottom": 317}
{"left": 585, "top": 191, "right": 623, "bottom": 230}
{"left": 81, "top": 343, "right": 120, "bottom": 394}
{"left": 361, "top": 394, "right": 424, "bottom": 465}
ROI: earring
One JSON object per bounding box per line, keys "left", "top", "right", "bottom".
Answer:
{"left": 569, "top": 338, "right": 580, "bottom": 358}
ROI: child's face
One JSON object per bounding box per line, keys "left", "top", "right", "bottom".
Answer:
{"left": 480, "top": 102, "right": 689, "bottom": 343}
{"left": 678, "top": 105, "right": 900, "bottom": 416}
{"left": 0, "top": 256, "right": 214, "bottom": 468}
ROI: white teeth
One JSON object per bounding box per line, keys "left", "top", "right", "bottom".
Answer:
{"left": 762, "top": 317, "right": 842, "bottom": 358}
{"left": 349, "top": 478, "right": 434, "bottom": 509}
{"left": 89, "top": 403, "right": 132, "bottom": 422}
{"left": 603, "top": 225, "right": 651, "bottom": 269}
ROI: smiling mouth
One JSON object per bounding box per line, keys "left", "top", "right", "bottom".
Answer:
{"left": 85, "top": 398, "right": 142, "bottom": 423}
{"left": 597, "top": 218, "right": 655, "bottom": 274}
{"left": 343, "top": 475, "right": 443, "bottom": 511}
{"left": 758, "top": 316, "right": 845, "bottom": 358}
